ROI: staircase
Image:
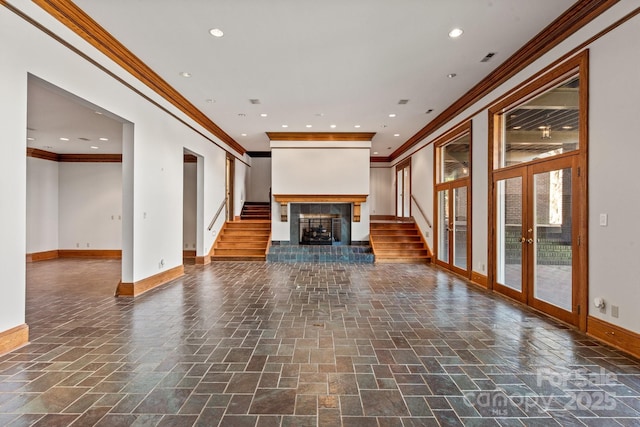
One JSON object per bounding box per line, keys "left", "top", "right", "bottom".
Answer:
{"left": 370, "top": 218, "right": 432, "bottom": 263}
{"left": 240, "top": 202, "right": 271, "bottom": 220}
{"left": 211, "top": 220, "right": 271, "bottom": 261}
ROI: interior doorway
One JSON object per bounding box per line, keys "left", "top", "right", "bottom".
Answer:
{"left": 225, "top": 153, "right": 235, "bottom": 221}
{"left": 395, "top": 159, "right": 411, "bottom": 218}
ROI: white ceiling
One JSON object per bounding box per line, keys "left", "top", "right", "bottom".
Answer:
{"left": 29, "top": 0, "right": 577, "bottom": 156}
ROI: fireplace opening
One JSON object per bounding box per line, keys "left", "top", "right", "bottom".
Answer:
{"left": 299, "top": 214, "right": 341, "bottom": 245}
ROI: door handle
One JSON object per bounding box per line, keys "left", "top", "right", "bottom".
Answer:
{"left": 526, "top": 238, "right": 533, "bottom": 244}
{"left": 521, "top": 237, "right": 526, "bottom": 243}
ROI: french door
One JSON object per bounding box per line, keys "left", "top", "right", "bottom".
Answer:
{"left": 494, "top": 156, "right": 582, "bottom": 326}
{"left": 396, "top": 160, "right": 411, "bottom": 218}
{"left": 436, "top": 179, "right": 470, "bottom": 276}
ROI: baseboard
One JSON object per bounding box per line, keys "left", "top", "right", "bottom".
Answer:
{"left": 26, "top": 250, "right": 59, "bottom": 262}
{"left": 587, "top": 316, "right": 640, "bottom": 360}
{"left": 0, "top": 324, "right": 29, "bottom": 355}
{"left": 183, "top": 250, "right": 196, "bottom": 258}
{"left": 115, "top": 265, "right": 184, "bottom": 297}
{"left": 27, "top": 249, "right": 121, "bottom": 262}
{"left": 195, "top": 255, "right": 211, "bottom": 265}
{"left": 471, "top": 272, "right": 488, "bottom": 288}
{"left": 59, "top": 250, "right": 122, "bottom": 259}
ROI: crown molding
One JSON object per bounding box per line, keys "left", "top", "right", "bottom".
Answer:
{"left": 27, "top": 147, "right": 122, "bottom": 162}
{"left": 392, "top": 0, "right": 619, "bottom": 160}
{"left": 31, "top": 0, "right": 245, "bottom": 155}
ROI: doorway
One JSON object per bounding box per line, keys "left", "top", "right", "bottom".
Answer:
{"left": 436, "top": 181, "right": 470, "bottom": 275}
{"left": 225, "top": 153, "right": 235, "bottom": 221}
{"left": 434, "top": 124, "right": 471, "bottom": 277}
{"left": 489, "top": 53, "right": 587, "bottom": 329}
{"left": 494, "top": 156, "right": 581, "bottom": 325}
{"left": 395, "top": 159, "right": 411, "bottom": 218}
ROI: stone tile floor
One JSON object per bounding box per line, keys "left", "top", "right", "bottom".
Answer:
{"left": 0, "top": 259, "right": 638, "bottom": 426}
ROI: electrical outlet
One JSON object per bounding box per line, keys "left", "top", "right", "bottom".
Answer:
{"left": 424, "top": 231, "right": 429, "bottom": 238}
{"left": 611, "top": 305, "right": 619, "bottom": 318}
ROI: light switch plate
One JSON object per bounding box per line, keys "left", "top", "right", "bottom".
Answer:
{"left": 599, "top": 213, "right": 608, "bottom": 226}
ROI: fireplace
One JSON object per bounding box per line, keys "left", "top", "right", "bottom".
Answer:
{"left": 290, "top": 203, "right": 351, "bottom": 245}
{"left": 299, "top": 214, "right": 341, "bottom": 245}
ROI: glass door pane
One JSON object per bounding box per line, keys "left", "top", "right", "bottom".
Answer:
{"left": 532, "top": 167, "right": 573, "bottom": 311}
{"left": 496, "top": 176, "right": 523, "bottom": 292}
{"left": 437, "top": 189, "right": 449, "bottom": 263}
{"left": 453, "top": 186, "right": 468, "bottom": 271}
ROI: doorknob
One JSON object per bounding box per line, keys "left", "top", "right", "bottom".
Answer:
{"left": 520, "top": 237, "right": 526, "bottom": 243}
{"left": 526, "top": 238, "right": 534, "bottom": 244}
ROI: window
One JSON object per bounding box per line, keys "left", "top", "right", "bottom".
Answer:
{"left": 438, "top": 133, "right": 470, "bottom": 183}
{"left": 497, "top": 76, "right": 580, "bottom": 169}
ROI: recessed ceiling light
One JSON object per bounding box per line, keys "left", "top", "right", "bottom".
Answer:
{"left": 447, "top": 73, "right": 457, "bottom": 79}
{"left": 99, "top": 137, "right": 109, "bottom": 141}
{"left": 448, "top": 28, "right": 464, "bottom": 38}
{"left": 282, "top": 124, "right": 288, "bottom": 128}
{"left": 260, "top": 113, "right": 268, "bottom": 117}
{"left": 354, "top": 125, "right": 361, "bottom": 128}
{"left": 179, "top": 72, "right": 191, "bottom": 78}
{"left": 513, "top": 126, "right": 522, "bottom": 130}
{"left": 330, "top": 124, "right": 337, "bottom": 128}
{"left": 241, "top": 133, "right": 247, "bottom": 136}
{"left": 205, "top": 98, "right": 215, "bottom": 103}
{"left": 388, "top": 113, "right": 397, "bottom": 118}
{"left": 90, "top": 146, "right": 99, "bottom": 150}
{"left": 315, "top": 113, "right": 324, "bottom": 117}
{"left": 209, "top": 28, "right": 224, "bottom": 37}
{"left": 562, "top": 125, "right": 573, "bottom": 129}
{"left": 95, "top": 111, "right": 102, "bottom": 115}
{"left": 394, "top": 134, "right": 400, "bottom": 137}
{"left": 373, "top": 151, "right": 379, "bottom": 155}
{"left": 59, "top": 137, "right": 69, "bottom": 141}
{"left": 306, "top": 125, "right": 312, "bottom": 128}
{"left": 27, "top": 137, "right": 35, "bottom": 141}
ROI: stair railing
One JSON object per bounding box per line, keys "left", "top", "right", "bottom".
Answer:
{"left": 208, "top": 196, "right": 227, "bottom": 231}
{"left": 411, "top": 194, "right": 432, "bottom": 229}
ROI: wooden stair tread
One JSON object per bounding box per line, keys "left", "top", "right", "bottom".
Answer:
{"left": 370, "top": 218, "right": 432, "bottom": 264}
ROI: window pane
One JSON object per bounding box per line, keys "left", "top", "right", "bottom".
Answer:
{"left": 439, "top": 133, "right": 470, "bottom": 182}
{"left": 499, "top": 76, "right": 579, "bottom": 168}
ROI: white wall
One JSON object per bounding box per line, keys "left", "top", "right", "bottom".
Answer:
{"left": 587, "top": 14, "right": 640, "bottom": 332}
{"left": 58, "top": 162, "right": 122, "bottom": 250}
{"left": 271, "top": 142, "right": 370, "bottom": 241}
{"left": 247, "top": 157, "right": 272, "bottom": 202}
{"left": 183, "top": 162, "right": 197, "bottom": 250}
{"left": 0, "top": 11, "right": 27, "bottom": 332}
{"left": 26, "top": 157, "right": 59, "bottom": 253}
{"left": 0, "top": 2, "right": 242, "bottom": 335}
{"left": 471, "top": 111, "right": 488, "bottom": 276}
{"left": 234, "top": 159, "right": 247, "bottom": 218}
{"left": 409, "top": 147, "right": 434, "bottom": 249}
{"left": 392, "top": 2, "right": 640, "bottom": 333}
{"left": 369, "top": 167, "right": 393, "bottom": 216}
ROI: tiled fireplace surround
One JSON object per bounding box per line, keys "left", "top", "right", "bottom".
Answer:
{"left": 267, "top": 203, "right": 374, "bottom": 263}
